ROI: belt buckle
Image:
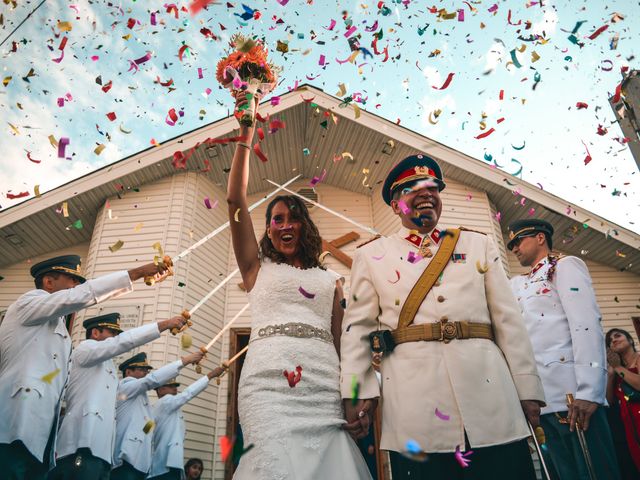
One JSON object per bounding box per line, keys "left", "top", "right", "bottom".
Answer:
{"left": 439, "top": 319, "right": 456, "bottom": 343}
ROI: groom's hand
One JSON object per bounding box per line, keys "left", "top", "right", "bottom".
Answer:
{"left": 343, "top": 398, "right": 378, "bottom": 440}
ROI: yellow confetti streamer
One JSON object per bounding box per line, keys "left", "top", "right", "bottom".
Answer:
{"left": 234, "top": 208, "right": 241, "bottom": 222}
{"left": 62, "top": 201, "right": 69, "bottom": 217}
{"left": 362, "top": 168, "right": 370, "bottom": 187}
{"left": 41, "top": 368, "right": 61, "bottom": 384}
{"left": 49, "top": 135, "right": 58, "bottom": 148}
{"left": 143, "top": 419, "right": 155, "bottom": 434}
{"left": 341, "top": 152, "right": 354, "bottom": 162}
{"left": 94, "top": 144, "right": 106, "bottom": 155}
{"left": 531, "top": 51, "right": 540, "bottom": 63}
{"left": 335, "top": 83, "right": 347, "bottom": 97}
{"left": 476, "top": 260, "right": 489, "bottom": 274}
{"left": 352, "top": 103, "right": 361, "bottom": 119}
{"left": 428, "top": 109, "right": 441, "bottom": 125}
{"left": 181, "top": 333, "right": 193, "bottom": 350}
{"left": 57, "top": 21, "right": 72, "bottom": 31}
{"left": 8, "top": 123, "right": 19, "bottom": 135}
{"left": 517, "top": 44, "right": 527, "bottom": 53}
{"left": 2, "top": 76, "right": 11, "bottom": 87}
{"left": 109, "top": 240, "right": 124, "bottom": 253}
{"left": 122, "top": 33, "right": 131, "bottom": 41}
{"left": 133, "top": 222, "right": 143, "bottom": 232}
{"left": 34, "top": 185, "right": 41, "bottom": 197}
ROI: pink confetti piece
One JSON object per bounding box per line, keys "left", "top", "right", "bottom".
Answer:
{"left": 487, "top": 3, "right": 498, "bottom": 13}
{"left": 283, "top": 366, "right": 302, "bottom": 387}
{"left": 270, "top": 96, "right": 281, "bottom": 106}
{"left": 52, "top": 36, "right": 68, "bottom": 63}
{"left": 457, "top": 9, "right": 464, "bottom": 21}
{"left": 372, "top": 254, "right": 385, "bottom": 261}
{"left": 407, "top": 251, "right": 422, "bottom": 264}
{"left": 388, "top": 270, "right": 401, "bottom": 284}
{"left": 324, "top": 19, "right": 336, "bottom": 30}
{"left": 398, "top": 200, "right": 411, "bottom": 215}
{"left": 277, "top": 0, "right": 289, "bottom": 5}
{"left": 344, "top": 26, "right": 357, "bottom": 38}
{"left": 527, "top": 208, "right": 536, "bottom": 216}
{"left": 455, "top": 446, "right": 473, "bottom": 468}
{"left": 365, "top": 21, "right": 378, "bottom": 32}
{"left": 150, "top": 12, "right": 157, "bottom": 25}
{"left": 57, "top": 137, "right": 70, "bottom": 159}
{"left": 298, "top": 286, "right": 315, "bottom": 299}
{"left": 90, "top": 55, "right": 99, "bottom": 61}
{"left": 197, "top": 67, "right": 203, "bottom": 79}
{"left": 581, "top": 140, "right": 592, "bottom": 165}
{"left": 309, "top": 169, "right": 327, "bottom": 187}
{"left": 128, "top": 51, "right": 153, "bottom": 74}
{"left": 495, "top": 211, "right": 502, "bottom": 222}
{"left": 466, "top": 194, "right": 472, "bottom": 201}
{"left": 319, "top": 54, "right": 326, "bottom": 66}
{"left": 435, "top": 408, "right": 450, "bottom": 421}
{"left": 204, "top": 196, "right": 218, "bottom": 209}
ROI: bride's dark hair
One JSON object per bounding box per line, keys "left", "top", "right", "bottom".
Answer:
{"left": 259, "top": 195, "right": 323, "bottom": 269}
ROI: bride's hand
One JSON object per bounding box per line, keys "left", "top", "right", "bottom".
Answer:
{"left": 343, "top": 398, "right": 377, "bottom": 439}
{"left": 233, "top": 90, "right": 260, "bottom": 136}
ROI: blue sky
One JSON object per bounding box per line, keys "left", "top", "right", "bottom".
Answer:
{"left": 1, "top": 0, "right": 638, "bottom": 233}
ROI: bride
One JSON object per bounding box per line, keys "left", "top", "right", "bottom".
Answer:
{"left": 226, "top": 92, "right": 372, "bottom": 480}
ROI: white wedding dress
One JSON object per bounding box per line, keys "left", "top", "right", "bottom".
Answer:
{"left": 234, "top": 260, "right": 372, "bottom": 480}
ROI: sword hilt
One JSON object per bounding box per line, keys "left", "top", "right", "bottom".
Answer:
{"left": 145, "top": 255, "right": 175, "bottom": 286}
{"left": 171, "top": 310, "right": 192, "bottom": 336}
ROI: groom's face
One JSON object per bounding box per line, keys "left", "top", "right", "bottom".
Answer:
{"left": 390, "top": 181, "right": 442, "bottom": 232}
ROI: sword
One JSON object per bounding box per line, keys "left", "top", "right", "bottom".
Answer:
{"left": 565, "top": 393, "right": 597, "bottom": 480}
{"left": 528, "top": 422, "right": 551, "bottom": 480}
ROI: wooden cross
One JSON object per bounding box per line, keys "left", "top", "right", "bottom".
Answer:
{"left": 321, "top": 231, "right": 360, "bottom": 269}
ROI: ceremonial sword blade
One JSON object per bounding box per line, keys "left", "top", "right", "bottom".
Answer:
{"left": 528, "top": 422, "right": 551, "bottom": 480}
{"left": 576, "top": 428, "right": 597, "bottom": 480}
{"left": 188, "top": 268, "right": 240, "bottom": 316}
{"left": 173, "top": 175, "right": 302, "bottom": 264}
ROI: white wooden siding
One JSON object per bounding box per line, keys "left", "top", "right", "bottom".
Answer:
{"left": 507, "top": 250, "right": 640, "bottom": 343}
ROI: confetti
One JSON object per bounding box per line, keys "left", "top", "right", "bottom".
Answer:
{"left": 432, "top": 72, "right": 454, "bottom": 90}
{"left": 181, "top": 333, "right": 193, "bottom": 349}
{"left": 350, "top": 375, "right": 359, "bottom": 406}
{"left": 234, "top": 208, "right": 241, "bottom": 222}
{"left": 41, "top": 368, "right": 61, "bottom": 384}
{"left": 283, "top": 365, "right": 302, "bottom": 387}
{"left": 455, "top": 445, "right": 473, "bottom": 468}
{"left": 475, "top": 128, "right": 495, "bottom": 140}
{"left": 109, "top": 240, "right": 124, "bottom": 252}
{"left": 298, "top": 286, "right": 316, "bottom": 299}
{"left": 6, "top": 191, "right": 29, "bottom": 200}
{"left": 204, "top": 197, "right": 218, "bottom": 209}
{"left": 57, "top": 137, "right": 70, "bottom": 159}
{"left": 388, "top": 270, "right": 401, "bottom": 284}
{"left": 434, "top": 408, "right": 450, "bottom": 421}
{"left": 143, "top": 420, "right": 155, "bottom": 434}
{"left": 475, "top": 261, "right": 489, "bottom": 274}
{"left": 220, "top": 436, "right": 233, "bottom": 462}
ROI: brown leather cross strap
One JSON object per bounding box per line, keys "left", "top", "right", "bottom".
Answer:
{"left": 396, "top": 228, "right": 460, "bottom": 330}
{"left": 391, "top": 320, "right": 494, "bottom": 345}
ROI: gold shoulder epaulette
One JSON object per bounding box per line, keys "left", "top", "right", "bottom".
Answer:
{"left": 458, "top": 226, "right": 487, "bottom": 235}
{"left": 356, "top": 235, "right": 382, "bottom": 248}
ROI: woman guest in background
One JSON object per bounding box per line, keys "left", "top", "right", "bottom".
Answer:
{"left": 184, "top": 458, "right": 204, "bottom": 480}
{"left": 225, "top": 92, "right": 371, "bottom": 480}
{"left": 606, "top": 328, "right": 640, "bottom": 477}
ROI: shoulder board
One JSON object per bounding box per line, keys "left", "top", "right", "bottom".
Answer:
{"left": 458, "top": 226, "right": 487, "bottom": 235}
{"left": 551, "top": 252, "right": 567, "bottom": 261}
{"left": 356, "top": 235, "right": 382, "bottom": 249}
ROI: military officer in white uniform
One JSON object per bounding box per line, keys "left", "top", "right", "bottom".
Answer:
{"left": 149, "top": 368, "right": 225, "bottom": 480}
{"left": 48, "top": 312, "right": 191, "bottom": 480}
{"left": 340, "top": 155, "right": 545, "bottom": 479}
{"left": 0, "top": 254, "right": 167, "bottom": 479}
{"left": 508, "top": 219, "right": 620, "bottom": 480}
{"left": 111, "top": 351, "right": 203, "bottom": 480}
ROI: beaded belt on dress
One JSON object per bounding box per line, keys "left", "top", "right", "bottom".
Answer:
{"left": 252, "top": 322, "right": 333, "bottom": 344}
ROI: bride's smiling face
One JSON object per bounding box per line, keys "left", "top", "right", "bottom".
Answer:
{"left": 267, "top": 201, "right": 302, "bottom": 259}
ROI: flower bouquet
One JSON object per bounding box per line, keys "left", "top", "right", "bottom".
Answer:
{"left": 216, "top": 34, "right": 280, "bottom": 127}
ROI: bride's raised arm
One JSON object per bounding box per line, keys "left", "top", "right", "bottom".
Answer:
{"left": 227, "top": 92, "right": 261, "bottom": 291}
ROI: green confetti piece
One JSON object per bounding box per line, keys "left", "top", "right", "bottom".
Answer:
{"left": 72, "top": 219, "right": 83, "bottom": 229}
{"left": 178, "top": 281, "right": 186, "bottom": 287}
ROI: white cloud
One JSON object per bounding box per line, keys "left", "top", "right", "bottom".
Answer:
{"left": 484, "top": 41, "right": 506, "bottom": 71}
{"left": 531, "top": 9, "right": 559, "bottom": 37}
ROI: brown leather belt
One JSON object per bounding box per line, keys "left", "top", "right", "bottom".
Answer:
{"left": 391, "top": 320, "right": 494, "bottom": 345}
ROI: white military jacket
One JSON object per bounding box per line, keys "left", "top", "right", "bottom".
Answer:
{"left": 340, "top": 226, "right": 545, "bottom": 453}
{"left": 149, "top": 376, "right": 210, "bottom": 477}
{"left": 0, "top": 271, "right": 132, "bottom": 463}
{"left": 510, "top": 255, "right": 606, "bottom": 414}
{"left": 113, "top": 360, "right": 184, "bottom": 473}
{"left": 55, "top": 323, "right": 162, "bottom": 464}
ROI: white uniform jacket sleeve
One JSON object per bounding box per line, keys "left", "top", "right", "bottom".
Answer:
{"left": 154, "top": 376, "right": 210, "bottom": 415}
{"left": 73, "top": 323, "right": 161, "bottom": 368}
{"left": 16, "top": 271, "right": 133, "bottom": 327}
{"left": 555, "top": 257, "right": 606, "bottom": 404}
{"left": 339, "top": 247, "right": 381, "bottom": 400}
{"left": 118, "top": 360, "right": 183, "bottom": 399}
{"left": 483, "top": 237, "right": 545, "bottom": 404}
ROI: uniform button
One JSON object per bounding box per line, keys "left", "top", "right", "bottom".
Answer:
{"left": 437, "top": 295, "right": 445, "bottom": 303}
{"left": 25, "top": 388, "right": 31, "bottom": 392}
{"left": 560, "top": 356, "right": 565, "bottom": 362}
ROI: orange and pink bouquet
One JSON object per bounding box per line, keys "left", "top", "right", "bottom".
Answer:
{"left": 216, "top": 34, "right": 280, "bottom": 126}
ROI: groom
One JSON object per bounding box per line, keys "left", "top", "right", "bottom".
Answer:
{"left": 340, "top": 154, "right": 545, "bottom": 479}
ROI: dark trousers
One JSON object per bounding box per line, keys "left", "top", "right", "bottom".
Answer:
{"left": 540, "top": 406, "right": 621, "bottom": 480}
{"left": 110, "top": 461, "right": 145, "bottom": 480}
{"left": 47, "top": 448, "right": 110, "bottom": 480}
{"left": 148, "top": 468, "right": 182, "bottom": 480}
{"left": 389, "top": 437, "right": 536, "bottom": 479}
{"left": 0, "top": 441, "right": 48, "bottom": 480}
